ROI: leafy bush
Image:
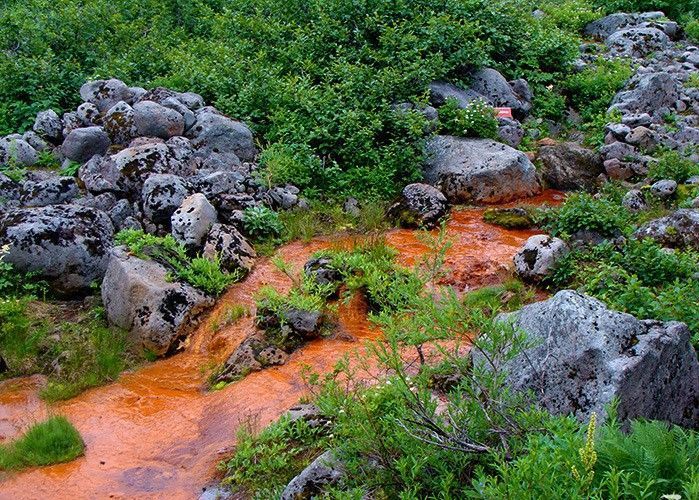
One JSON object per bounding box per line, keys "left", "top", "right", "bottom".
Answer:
{"left": 1, "top": 0, "right": 587, "bottom": 198}
{"left": 591, "top": 0, "right": 698, "bottom": 20}
{"left": 543, "top": 192, "right": 630, "bottom": 238}
{"left": 243, "top": 206, "right": 284, "bottom": 241}
{"left": 437, "top": 98, "right": 499, "bottom": 139}
{"left": 114, "top": 229, "right": 238, "bottom": 295}
{"left": 0, "top": 416, "right": 84, "bottom": 470}
{"left": 687, "top": 19, "right": 699, "bottom": 43}
{"left": 648, "top": 150, "right": 699, "bottom": 183}
{"left": 563, "top": 58, "right": 634, "bottom": 122}
{"left": 0, "top": 245, "right": 48, "bottom": 298}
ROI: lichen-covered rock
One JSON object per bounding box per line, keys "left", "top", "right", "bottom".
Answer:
{"left": 203, "top": 223, "right": 255, "bottom": 273}
{"left": 101, "top": 247, "right": 213, "bottom": 356}
{"left": 605, "top": 27, "right": 669, "bottom": 59}
{"left": 539, "top": 142, "right": 603, "bottom": 191}
{"left": 513, "top": 234, "right": 569, "bottom": 282}
{"left": 141, "top": 174, "right": 190, "bottom": 225}
{"left": 388, "top": 183, "right": 448, "bottom": 229}
{"left": 584, "top": 13, "right": 637, "bottom": 39}
{"left": 0, "top": 173, "right": 20, "bottom": 202}
{"left": 171, "top": 193, "right": 217, "bottom": 249}
{"left": 622, "top": 189, "right": 647, "bottom": 211}
{"left": 0, "top": 138, "right": 38, "bottom": 167}
{"left": 111, "top": 142, "right": 197, "bottom": 193}
{"left": 133, "top": 100, "right": 185, "bottom": 139}
{"left": 186, "top": 110, "right": 256, "bottom": 161}
{"left": 428, "top": 81, "right": 485, "bottom": 108}
{"left": 424, "top": 136, "right": 540, "bottom": 204}
{"left": 476, "top": 291, "right": 699, "bottom": 427}
{"left": 634, "top": 209, "right": 699, "bottom": 249}
{"left": 469, "top": 68, "right": 531, "bottom": 119}
{"left": 215, "top": 334, "right": 288, "bottom": 382}
{"left": 281, "top": 450, "right": 344, "bottom": 500}
{"left": 20, "top": 176, "right": 78, "bottom": 207}
{"left": 76, "top": 102, "right": 102, "bottom": 126}
{"left": 650, "top": 179, "right": 677, "bottom": 199}
{"left": 497, "top": 118, "right": 524, "bottom": 147}
{"left": 610, "top": 72, "right": 679, "bottom": 117}
{"left": 0, "top": 205, "right": 114, "bottom": 293}
{"left": 22, "top": 131, "right": 49, "bottom": 152}
{"left": 33, "top": 109, "right": 63, "bottom": 144}
{"left": 62, "top": 126, "right": 111, "bottom": 163}
{"left": 103, "top": 101, "right": 137, "bottom": 145}
{"left": 303, "top": 257, "right": 342, "bottom": 288}
{"left": 80, "top": 79, "right": 133, "bottom": 112}
{"left": 161, "top": 97, "right": 196, "bottom": 132}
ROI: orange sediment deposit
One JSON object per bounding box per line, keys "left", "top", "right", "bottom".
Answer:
{"left": 0, "top": 192, "right": 562, "bottom": 499}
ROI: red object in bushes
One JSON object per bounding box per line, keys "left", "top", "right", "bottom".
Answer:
{"left": 494, "top": 107, "right": 513, "bottom": 119}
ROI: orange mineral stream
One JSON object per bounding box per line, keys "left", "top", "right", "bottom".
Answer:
{"left": 0, "top": 191, "right": 563, "bottom": 499}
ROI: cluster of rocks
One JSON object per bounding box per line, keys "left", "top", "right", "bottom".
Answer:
{"left": 0, "top": 78, "right": 306, "bottom": 355}
{"left": 407, "top": 67, "right": 542, "bottom": 205}
{"left": 579, "top": 13, "right": 699, "bottom": 182}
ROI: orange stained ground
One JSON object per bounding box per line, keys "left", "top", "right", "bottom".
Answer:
{"left": 0, "top": 191, "right": 563, "bottom": 499}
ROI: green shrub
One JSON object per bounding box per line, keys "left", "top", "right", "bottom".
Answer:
{"left": 0, "top": 416, "right": 84, "bottom": 470}
{"left": 0, "top": 245, "right": 49, "bottom": 298}
{"left": 591, "top": 0, "right": 698, "bottom": 20}
{"left": 257, "top": 143, "right": 327, "bottom": 197}
{"left": 243, "top": 206, "right": 284, "bottom": 241}
{"left": 221, "top": 416, "right": 331, "bottom": 498}
{"left": 563, "top": 58, "right": 634, "bottom": 122}
{"left": 543, "top": 192, "right": 630, "bottom": 238}
{"left": 437, "top": 98, "right": 499, "bottom": 139}
{"left": 114, "top": 229, "right": 238, "bottom": 295}
{"left": 648, "top": 150, "right": 699, "bottom": 183}
{"left": 687, "top": 19, "right": 699, "bottom": 43}
{"left": 1, "top": 0, "right": 587, "bottom": 199}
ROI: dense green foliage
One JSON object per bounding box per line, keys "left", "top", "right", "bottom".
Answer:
{"left": 542, "top": 192, "right": 631, "bottom": 238}
{"left": 0, "top": 416, "right": 84, "bottom": 470}
{"left": 0, "top": 0, "right": 589, "bottom": 198}
{"left": 437, "top": 98, "right": 499, "bottom": 139}
{"left": 114, "top": 229, "right": 239, "bottom": 295}
{"left": 648, "top": 150, "right": 699, "bottom": 183}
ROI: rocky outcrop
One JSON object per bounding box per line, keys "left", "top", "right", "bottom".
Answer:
{"left": 171, "top": 193, "right": 217, "bottom": 249}
{"left": 214, "top": 334, "right": 289, "bottom": 382}
{"left": 101, "top": 247, "right": 214, "bottom": 355}
{"left": 203, "top": 223, "right": 256, "bottom": 273}
{"left": 424, "top": 136, "right": 540, "bottom": 204}
{"left": 539, "top": 142, "right": 603, "bottom": 191}
{"left": 388, "top": 183, "right": 448, "bottom": 228}
{"left": 281, "top": 450, "right": 344, "bottom": 500}
{"left": 0, "top": 205, "right": 114, "bottom": 293}
{"left": 634, "top": 209, "right": 699, "bottom": 249}
{"left": 513, "top": 235, "right": 569, "bottom": 282}
{"left": 476, "top": 291, "right": 699, "bottom": 427}
{"left": 469, "top": 68, "right": 532, "bottom": 119}
{"left": 606, "top": 28, "right": 670, "bottom": 58}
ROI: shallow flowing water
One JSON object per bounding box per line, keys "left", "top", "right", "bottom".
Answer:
{"left": 0, "top": 191, "right": 562, "bottom": 499}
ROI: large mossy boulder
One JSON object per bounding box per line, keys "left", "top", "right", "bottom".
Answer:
{"left": 0, "top": 204, "right": 114, "bottom": 294}
{"left": 476, "top": 291, "right": 699, "bottom": 428}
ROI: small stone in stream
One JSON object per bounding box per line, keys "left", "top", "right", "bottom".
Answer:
{"left": 483, "top": 207, "right": 535, "bottom": 229}
{"left": 281, "top": 450, "right": 345, "bottom": 500}
{"left": 513, "top": 235, "right": 569, "bottom": 282}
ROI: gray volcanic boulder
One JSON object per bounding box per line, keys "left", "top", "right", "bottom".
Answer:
{"left": 186, "top": 110, "right": 256, "bottom": 161}
{"left": 78, "top": 155, "right": 123, "bottom": 195}
{"left": 33, "top": 109, "right": 63, "bottom": 144}
{"left": 20, "top": 176, "right": 78, "bottom": 207}
{"left": 141, "top": 174, "right": 190, "bottom": 225}
{"left": 203, "top": 223, "right": 256, "bottom": 273}
{"left": 428, "top": 81, "right": 485, "bottom": 108}
{"left": 476, "top": 291, "right": 699, "bottom": 427}
{"left": 539, "top": 142, "right": 603, "bottom": 191}
{"left": 0, "top": 173, "right": 20, "bottom": 202}
{"left": 584, "top": 13, "right": 637, "bottom": 39}
{"left": 650, "top": 179, "right": 677, "bottom": 199}
{"left": 605, "top": 27, "right": 669, "bottom": 58}
{"left": 470, "top": 68, "right": 531, "bottom": 119}
{"left": 0, "top": 205, "right": 114, "bottom": 293}
{"left": 101, "top": 247, "right": 213, "bottom": 356}
{"left": 0, "top": 138, "right": 38, "bottom": 167}
{"left": 62, "top": 126, "right": 111, "bottom": 163}
{"left": 281, "top": 450, "right": 344, "bottom": 500}
{"left": 634, "top": 209, "right": 699, "bottom": 249}
{"left": 424, "top": 136, "right": 540, "bottom": 204}
{"left": 215, "top": 334, "right": 288, "bottom": 382}
{"left": 610, "top": 73, "right": 679, "bottom": 117}
{"left": 513, "top": 235, "right": 569, "bottom": 282}
{"left": 622, "top": 189, "right": 648, "bottom": 211}
{"left": 80, "top": 79, "right": 133, "bottom": 112}
{"left": 171, "top": 193, "right": 217, "bottom": 249}
{"left": 76, "top": 102, "right": 101, "bottom": 126}
{"left": 103, "top": 101, "right": 138, "bottom": 145}
{"left": 110, "top": 142, "right": 197, "bottom": 193}
{"left": 133, "top": 100, "right": 185, "bottom": 139}
{"left": 388, "top": 183, "right": 448, "bottom": 229}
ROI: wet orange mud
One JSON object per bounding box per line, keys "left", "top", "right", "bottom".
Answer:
{"left": 0, "top": 191, "right": 563, "bottom": 499}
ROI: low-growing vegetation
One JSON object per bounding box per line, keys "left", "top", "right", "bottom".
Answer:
{"left": 0, "top": 416, "right": 84, "bottom": 470}
{"left": 114, "top": 229, "right": 240, "bottom": 296}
